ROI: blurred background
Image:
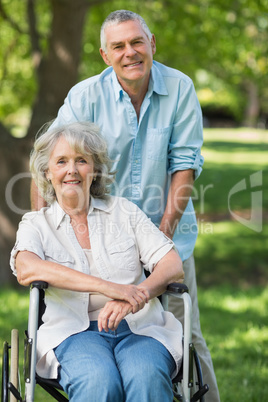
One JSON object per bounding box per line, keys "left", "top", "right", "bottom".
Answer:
{"left": 0, "top": 0, "right": 267, "bottom": 400}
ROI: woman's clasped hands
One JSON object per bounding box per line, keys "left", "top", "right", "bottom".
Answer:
{"left": 98, "top": 282, "right": 149, "bottom": 332}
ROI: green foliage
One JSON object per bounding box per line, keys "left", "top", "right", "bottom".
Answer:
{"left": 196, "top": 72, "right": 246, "bottom": 121}
{"left": 0, "top": 0, "right": 34, "bottom": 119}
{"left": 0, "top": 0, "right": 52, "bottom": 133}
{"left": 76, "top": 0, "right": 268, "bottom": 124}
{"left": 1, "top": 0, "right": 267, "bottom": 133}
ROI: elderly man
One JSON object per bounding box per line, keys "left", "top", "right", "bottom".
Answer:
{"left": 32, "top": 10, "right": 220, "bottom": 401}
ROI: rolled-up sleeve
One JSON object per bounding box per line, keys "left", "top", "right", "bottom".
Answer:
{"left": 10, "top": 214, "right": 45, "bottom": 275}
{"left": 168, "top": 80, "right": 204, "bottom": 179}
{"left": 130, "top": 203, "right": 175, "bottom": 272}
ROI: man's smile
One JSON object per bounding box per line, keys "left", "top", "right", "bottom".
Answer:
{"left": 124, "top": 61, "right": 142, "bottom": 68}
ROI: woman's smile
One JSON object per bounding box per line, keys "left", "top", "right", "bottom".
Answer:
{"left": 63, "top": 180, "right": 81, "bottom": 185}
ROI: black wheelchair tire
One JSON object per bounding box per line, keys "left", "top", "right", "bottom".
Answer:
{"left": 190, "top": 348, "right": 208, "bottom": 402}
{"left": 1, "top": 341, "right": 9, "bottom": 402}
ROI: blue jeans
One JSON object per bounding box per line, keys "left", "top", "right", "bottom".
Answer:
{"left": 54, "top": 320, "right": 175, "bottom": 402}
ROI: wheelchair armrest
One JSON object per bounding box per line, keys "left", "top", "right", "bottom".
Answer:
{"left": 30, "top": 281, "right": 187, "bottom": 293}
{"left": 30, "top": 281, "right": 48, "bottom": 290}
{"left": 162, "top": 283, "right": 189, "bottom": 312}
{"left": 166, "top": 282, "right": 188, "bottom": 294}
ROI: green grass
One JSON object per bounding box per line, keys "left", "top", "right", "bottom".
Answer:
{"left": 193, "top": 128, "right": 268, "bottom": 400}
{"left": 194, "top": 221, "right": 268, "bottom": 287}
{"left": 193, "top": 128, "right": 268, "bottom": 289}
{"left": 1, "top": 128, "right": 267, "bottom": 401}
{"left": 194, "top": 128, "right": 268, "bottom": 215}
{"left": 198, "top": 286, "right": 268, "bottom": 402}
{"left": 0, "top": 288, "right": 58, "bottom": 401}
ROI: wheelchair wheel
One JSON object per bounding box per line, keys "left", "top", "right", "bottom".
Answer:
{"left": 172, "top": 348, "right": 209, "bottom": 402}
{"left": 190, "top": 348, "right": 209, "bottom": 402}
{"left": 10, "top": 329, "right": 19, "bottom": 402}
{"left": 1, "top": 340, "right": 9, "bottom": 402}
{"left": 1, "top": 329, "right": 20, "bottom": 402}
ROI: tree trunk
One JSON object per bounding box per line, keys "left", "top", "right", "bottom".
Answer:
{"left": 243, "top": 81, "right": 260, "bottom": 128}
{"left": 27, "top": 0, "right": 90, "bottom": 137}
{"left": 0, "top": 0, "right": 91, "bottom": 285}
{"left": 0, "top": 123, "right": 31, "bottom": 286}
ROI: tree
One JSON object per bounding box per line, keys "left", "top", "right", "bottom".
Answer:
{"left": 0, "top": 0, "right": 267, "bottom": 285}
{"left": 193, "top": 0, "right": 268, "bottom": 126}
{"left": 0, "top": 0, "right": 108, "bottom": 285}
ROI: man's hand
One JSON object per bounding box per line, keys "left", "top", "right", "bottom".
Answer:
{"left": 159, "top": 169, "right": 194, "bottom": 239}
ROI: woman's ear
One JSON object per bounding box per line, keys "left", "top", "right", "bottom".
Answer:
{"left": 93, "top": 170, "right": 98, "bottom": 181}
{"left": 45, "top": 170, "right": 51, "bottom": 182}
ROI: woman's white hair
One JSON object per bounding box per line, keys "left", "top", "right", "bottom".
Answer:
{"left": 100, "top": 10, "right": 152, "bottom": 52}
{"left": 30, "top": 121, "right": 115, "bottom": 204}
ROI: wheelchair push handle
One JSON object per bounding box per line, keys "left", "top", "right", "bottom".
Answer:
{"left": 166, "top": 282, "right": 189, "bottom": 294}
{"left": 30, "top": 281, "right": 48, "bottom": 290}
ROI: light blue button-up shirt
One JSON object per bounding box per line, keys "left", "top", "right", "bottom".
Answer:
{"left": 51, "top": 61, "right": 204, "bottom": 261}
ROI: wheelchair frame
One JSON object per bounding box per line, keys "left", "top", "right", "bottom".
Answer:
{"left": 2, "top": 281, "right": 209, "bottom": 402}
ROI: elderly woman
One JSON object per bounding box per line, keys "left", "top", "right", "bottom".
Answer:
{"left": 11, "top": 121, "right": 184, "bottom": 402}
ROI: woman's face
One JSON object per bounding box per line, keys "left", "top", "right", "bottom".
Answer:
{"left": 46, "top": 136, "right": 95, "bottom": 209}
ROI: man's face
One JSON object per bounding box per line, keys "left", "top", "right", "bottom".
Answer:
{"left": 100, "top": 20, "right": 156, "bottom": 90}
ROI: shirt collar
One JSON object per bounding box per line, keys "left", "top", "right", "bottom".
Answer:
{"left": 51, "top": 197, "right": 111, "bottom": 229}
{"left": 150, "top": 61, "right": 168, "bottom": 96}
{"left": 111, "top": 61, "right": 168, "bottom": 101}
{"left": 111, "top": 70, "right": 123, "bottom": 101}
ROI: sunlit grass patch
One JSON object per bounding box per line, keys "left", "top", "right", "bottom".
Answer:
{"left": 198, "top": 286, "right": 268, "bottom": 401}
{"left": 195, "top": 221, "right": 268, "bottom": 287}
{"left": 194, "top": 128, "right": 268, "bottom": 215}
{"left": 202, "top": 149, "right": 267, "bottom": 166}
{"left": 203, "top": 128, "right": 268, "bottom": 144}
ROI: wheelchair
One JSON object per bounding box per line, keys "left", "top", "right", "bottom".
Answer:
{"left": 2, "top": 281, "right": 209, "bottom": 402}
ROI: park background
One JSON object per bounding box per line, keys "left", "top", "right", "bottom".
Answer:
{"left": 0, "top": 0, "right": 267, "bottom": 400}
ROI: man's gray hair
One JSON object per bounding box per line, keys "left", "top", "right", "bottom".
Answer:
{"left": 100, "top": 10, "right": 152, "bottom": 52}
{"left": 30, "top": 121, "right": 115, "bottom": 204}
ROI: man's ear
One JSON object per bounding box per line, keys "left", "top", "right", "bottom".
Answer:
{"left": 151, "top": 34, "right": 156, "bottom": 55}
{"left": 99, "top": 48, "right": 112, "bottom": 66}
